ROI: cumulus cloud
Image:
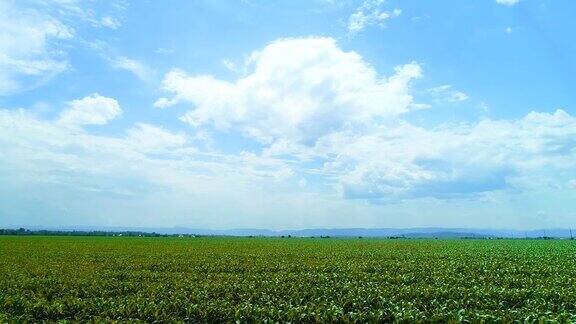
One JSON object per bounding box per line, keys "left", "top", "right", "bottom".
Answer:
{"left": 4, "top": 32, "right": 575, "bottom": 219}
{"left": 58, "top": 93, "right": 122, "bottom": 126}
{"left": 0, "top": 103, "right": 294, "bottom": 195}
{"left": 0, "top": 109, "right": 189, "bottom": 209}
{"left": 348, "top": 0, "right": 401, "bottom": 33}
{"left": 153, "top": 36, "right": 576, "bottom": 203}
{"left": 0, "top": 105, "right": 334, "bottom": 227}
{"left": 322, "top": 110, "right": 575, "bottom": 203}
{"left": 324, "top": 109, "right": 576, "bottom": 201}
{"left": 157, "top": 37, "right": 422, "bottom": 145}
{"left": 0, "top": 105, "right": 298, "bottom": 230}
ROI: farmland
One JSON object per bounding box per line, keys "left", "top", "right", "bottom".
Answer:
{"left": 1, "top": 237, "right": 575, "bottom": 322}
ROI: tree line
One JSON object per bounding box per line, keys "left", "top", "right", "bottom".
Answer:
{"left": 0, "top": 228, "right": 199, "bottom": 237}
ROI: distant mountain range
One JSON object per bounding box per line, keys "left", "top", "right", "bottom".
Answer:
{"left": 15, "top": 226, "right": 576, "bottom": 238}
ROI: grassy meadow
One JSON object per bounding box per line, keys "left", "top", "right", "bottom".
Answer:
{"left": 1, "top": 236, "right": 575, "bottom": 322}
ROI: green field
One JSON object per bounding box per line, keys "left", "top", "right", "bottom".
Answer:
{"left": 1, "top": 236, "right": 575, "bottom": 322}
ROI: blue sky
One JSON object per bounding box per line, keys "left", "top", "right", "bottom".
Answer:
{"left": 1, "top": 0, "right": 575, "bottom": 229}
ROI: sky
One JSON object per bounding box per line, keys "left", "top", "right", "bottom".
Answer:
{"left": 1, "top": 0, "right": 575, "bottom": 230}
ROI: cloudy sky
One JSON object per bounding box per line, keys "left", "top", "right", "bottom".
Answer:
{"left": 1, "top": 0, "right": 575, "bottom": 230}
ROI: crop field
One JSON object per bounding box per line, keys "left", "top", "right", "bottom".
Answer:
{"left": 1, "top": 237, "right": 575, "bottom": 322}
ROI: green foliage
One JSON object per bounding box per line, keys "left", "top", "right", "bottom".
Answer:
{"left": 1, "top": 237, "right": 575, "bottom": 322}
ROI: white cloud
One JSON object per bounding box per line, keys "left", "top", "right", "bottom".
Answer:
{"left": 100, "top": 16, "right": 121, "bottom": 29}
{"left": 84, "top": 42, "right": 155, "bottom": 83}
{"left": 4, "top": 97, "right": 574, "bottom": 227}
{"left": 222, "top": 59, "right": 238, "bottom": 72}
{"left": 58, "top": 93, "right": 122, "bottom": 126}
{"left": 569, "top": 179, "right": 576, "bottom": 189}
{"left": 0, "top": 0, "right": 73, "bottom": 95}
{"left": 2, "top": 30, "right": 575, "bottom": 228}
{"left": 157, "top": 37, "right": 422, "bottom": 145}
{"left": 318, "top": 109, "right": 576, "bottom": 201}
{"left": 496, "top": 0, "right": 520, "bottom": 6}
{"left": 0, "top": 0, "right": 130, "bottom": 95}
{"left": 108, "top": 56, "right": 155, "bottom": 82}
{"left": 427, "top": 84, "right": 469, "bottom": 103}
{"left": 126, "top": 123, "right": 187, "bottom": 152}
{"left": 37, "top": 0, "right": 127, "bottom": 29}
{"left": 348, "top": 0, "right": 402, "bottom": 33}
{"left": 0, "top": 106, "right": 296, "bottom": 211}
{"left": 262, "top": 106, "right": 576, "bottom": 202}
{"left": 0, "top": 104, "right": 339, "bottom": 227}
{"left": 1, "top": 55, "right": 576, "bottom": 228}
{"left": 154, "top": 37, "right": 576, "bottom": 204}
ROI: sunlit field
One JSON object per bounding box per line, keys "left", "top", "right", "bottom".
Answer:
{"left": 1, "top": 236, "right": 575, "bottom": 322}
